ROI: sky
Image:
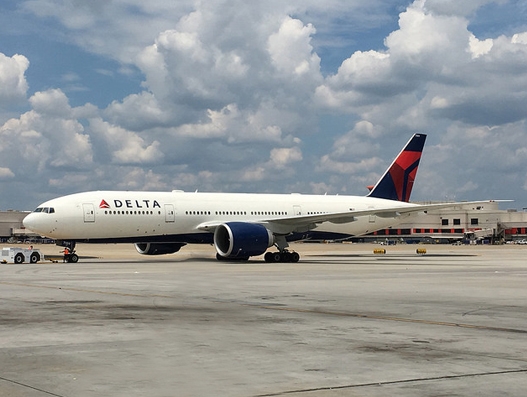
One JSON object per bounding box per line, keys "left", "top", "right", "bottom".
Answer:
{"left": 1, "top": 0, "right": 527, "bottom": 211}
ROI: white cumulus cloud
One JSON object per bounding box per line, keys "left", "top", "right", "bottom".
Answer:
{"left": 0, "top": 53, "right": 29, "bottom": 104}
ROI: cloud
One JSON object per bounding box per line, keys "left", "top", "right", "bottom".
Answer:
{"left": 0, "top": 89, "right": 94, "bottom": 175}
{"left": 1, "top": 0, "right": 527, "bottom": 210}
{"left": 316, "top": 1, "right": 527, "bottom": 130}
{"left": 0, "top": 53, "right": 29, "bottom": 105}
{"left": 29, "top": 89, "right": 72, "bottom": 117}
{"left": 132, "top": 10, "right": 322, "bottom": 128}
{"left": 269, "top": 147, "right": 303, "bottom": 168}
{"left": 0, "top": 167, "right": 15, "bottom": 180}
{"left": 88, "top": 118, "right": 164, "bottom": 165}
{"left": 267, "top": 17, "right": 321, "bottom": 78}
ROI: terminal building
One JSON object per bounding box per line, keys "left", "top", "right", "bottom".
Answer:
{"left": 1, "top": 203, "right": 527, "bottom": 244}
{"left": 369, "top": 201, "right": 527, "bottom": 243}
{"left": 0, "top": 211, "right": 32, "bottom": 243}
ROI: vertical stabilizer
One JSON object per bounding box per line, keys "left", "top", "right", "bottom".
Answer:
{"left": 367, "top": 133, "right": 427, "bottom": 202}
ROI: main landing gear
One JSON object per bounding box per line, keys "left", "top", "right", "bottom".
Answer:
{"left": 264, "top": 250, "right": 300, "bottom": 263}
{"left": 264, "top": 235, "right": 300, "bottom": 263}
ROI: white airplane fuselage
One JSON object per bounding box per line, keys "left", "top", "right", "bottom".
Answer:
{"left": 24, "top": 190, "right": 415, "bottom": 242}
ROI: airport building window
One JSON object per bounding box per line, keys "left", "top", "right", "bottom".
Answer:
{"left": 453, "top": 219, "right": 461, "bottom": 225}
{"left": 471, "top": 218, "right": 479, "bottom": 225}
{"left": 441, "top": 219, "right": 448, "bottom": 226}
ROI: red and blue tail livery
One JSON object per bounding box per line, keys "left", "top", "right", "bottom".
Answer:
{"left": 367, "top": 133, "right": 426, "bottom": 202}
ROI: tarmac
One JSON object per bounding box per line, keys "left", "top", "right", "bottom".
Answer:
{"left": 1, "top": 242, "right": 526, "bottom": 397}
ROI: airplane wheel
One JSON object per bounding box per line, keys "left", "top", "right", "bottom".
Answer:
{"left": 14, "top": 253, "right": 25, "bottom": 264}
{"left": 264, "top": 252, "right": 299, "bottom": 263}
{"left": 68, "top": 254, "right": 79, "bottom": 263}
{"left": 282, "top": 252, "right": 292, "bottom": 262}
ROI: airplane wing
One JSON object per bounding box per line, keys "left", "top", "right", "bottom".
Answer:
{"left": 264, "top": 200, "right": 506, "bottom": 234}
{"left": 197, "top": 200, "right": 505, "bottom": 234}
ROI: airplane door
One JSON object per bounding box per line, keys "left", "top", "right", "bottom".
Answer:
{"left": 165, "top": 204, "right": 175, "bottom": 223}
{"left": 83, "top": 203, "right": 95, "bottom": 223}
{"left": 293, "top": 205, "right": 302, "bottom": 216}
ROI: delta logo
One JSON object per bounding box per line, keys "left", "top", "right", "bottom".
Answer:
{"left": 99, "top": 199, "right": 161, "bottom": 209}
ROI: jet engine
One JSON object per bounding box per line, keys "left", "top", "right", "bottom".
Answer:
{"left": 134, "top": 242, "right": 186, "bottom": 255}
{"left": 214, "top": 222, "right": 274, "bottom": 259}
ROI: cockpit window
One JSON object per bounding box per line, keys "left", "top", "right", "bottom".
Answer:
{"left": 33, "top": 207, "right": 55, "bottom": 213}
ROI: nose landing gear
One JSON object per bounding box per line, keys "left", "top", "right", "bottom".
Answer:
{"left": 64, "top": 251, "right": 79, "bottom": 263}
{"left": 57, "top": 240, "right": 79, "bottom": 263}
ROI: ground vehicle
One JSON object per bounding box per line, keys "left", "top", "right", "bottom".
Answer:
{"left": 1, "top": 247, "right": 44, "bottom": 264}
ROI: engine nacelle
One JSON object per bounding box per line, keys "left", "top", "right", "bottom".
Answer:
{"left": 214, "top": 222, "right": 274, "bottom": 259}
{"left": 134, "top": 242, "right": 185, "bottom": 256}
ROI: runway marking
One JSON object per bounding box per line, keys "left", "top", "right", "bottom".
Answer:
{"left": 253, "top": 368, "right": 527, "bottom": 397}
{"left": 2, "top": 281, "right": 527, "bottom": 335}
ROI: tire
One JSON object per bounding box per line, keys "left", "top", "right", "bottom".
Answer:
{"left": 68, "top": 254, "right": 79, "bottom": 263}
{"left": 290, "top": 252, "right": 300, "bottom": 263}
{"left": 14, "top": 253, "right": 25, "bottom": 264}
{"left": 272, "top": 252, "right": 282, "bottom": 262}
{"left": 264, "top": 252, "right": 274, "bottom": 263}
{"left": 30, "top": 253, "right": 40, "bottom": 263}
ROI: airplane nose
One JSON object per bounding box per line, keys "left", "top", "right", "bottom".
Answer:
{"left": 23, "top": 213, "right": 38, "bottom": 232}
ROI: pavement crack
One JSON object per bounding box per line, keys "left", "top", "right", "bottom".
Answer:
{"left": 248, "top": 304, "right": 527, "bottom": 334}
{"left": 0, "top": 375, "right": 66, "bottom": 397}
{"left": 252, "top": 368, "right": 527, "bottom": 396}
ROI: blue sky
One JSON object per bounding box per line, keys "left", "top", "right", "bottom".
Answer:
{"left": 1, "top": 0, "right": 527, "bottom": 210}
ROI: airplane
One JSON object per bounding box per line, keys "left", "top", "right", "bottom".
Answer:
{"left": 22, "top": 133, "right": 493, "bottom": 263}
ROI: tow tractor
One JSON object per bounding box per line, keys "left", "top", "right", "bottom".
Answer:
{"left": 1, "top": 247, "right": 44, "bottom": 264}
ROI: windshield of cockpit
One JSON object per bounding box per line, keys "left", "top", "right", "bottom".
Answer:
{"left": 33, "top": 207, "right": 55, "bottom": 213}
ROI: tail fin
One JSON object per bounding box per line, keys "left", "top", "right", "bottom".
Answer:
{"left": 367, "top": 133, "right": 427, "bottom": 202}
